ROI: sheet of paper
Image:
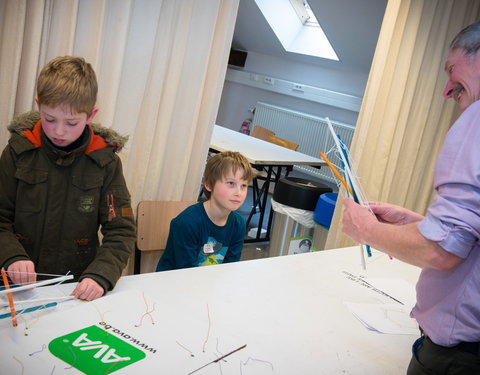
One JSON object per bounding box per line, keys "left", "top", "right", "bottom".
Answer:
{"left": 344, "top": 302, "right": 419, "bottom": 335}
{"left": 363, "top": 278, "right": 417, "bottom": 311}
{"left": 344, "top": 276, "right": 419, "bottom": 335}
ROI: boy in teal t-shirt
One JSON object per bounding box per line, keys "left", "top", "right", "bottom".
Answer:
{"left": 156, "top": 151, "right": 254, "bottom": 271}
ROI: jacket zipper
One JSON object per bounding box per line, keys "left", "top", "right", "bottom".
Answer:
{"left": 107, "top": 194, "right": 117, "bottom": 221}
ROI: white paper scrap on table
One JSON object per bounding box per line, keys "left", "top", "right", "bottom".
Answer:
{"left": 345, "top": 277, "right": 419, "bottom": 335}
{"left": 363, "top": 278, "right": 417, "bottom": 311}
{"left": 345, "top": 302, "right": 419, "bottom": 335}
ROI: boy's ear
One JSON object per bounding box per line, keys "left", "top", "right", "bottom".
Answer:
{"left": 87, "top": 107, "right": 99, "bottom": 124}
{"left": 203, "top": 182, "right": 212, "bottom": 193}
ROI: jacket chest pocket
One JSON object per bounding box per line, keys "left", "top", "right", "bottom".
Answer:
{"left": 15, "top": 168, "right": 48, "bottom": 213}
{"left": 71, "top": 174, "right": 104, "bottom": 214}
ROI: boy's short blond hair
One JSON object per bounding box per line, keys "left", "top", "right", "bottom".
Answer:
{"left": 203, "top": 151, "right": 254, "bottom": 199}
{"left": 36, "top": 56, "right": 97, "bottom": 115}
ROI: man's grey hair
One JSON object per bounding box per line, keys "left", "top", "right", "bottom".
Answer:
{"left": 450, "top": 21, "right": 480, "bottom": 56}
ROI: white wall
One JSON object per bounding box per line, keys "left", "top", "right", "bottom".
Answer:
{"left": 216, "top": 50, "right": 366, "bottom": 130}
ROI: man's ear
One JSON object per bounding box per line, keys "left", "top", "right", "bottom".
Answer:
{"left": 87, "top": 107, "right": 99, "bottom": 124}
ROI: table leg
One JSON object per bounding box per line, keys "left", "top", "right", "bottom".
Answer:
{"left": 245, "top": 165, "right": 283, "bottom": 243}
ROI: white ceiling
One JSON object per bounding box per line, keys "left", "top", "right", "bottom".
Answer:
{"left": 232, "top": 0, "right": 388, "bottom": 75}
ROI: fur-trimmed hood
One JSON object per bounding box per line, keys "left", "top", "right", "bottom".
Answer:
{"left": 7, "top": 111, "right": 129, "bottom": 152}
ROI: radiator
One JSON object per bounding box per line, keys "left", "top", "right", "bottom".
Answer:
{"left": 252, "top": 102, "right": 355, "bottom": 183}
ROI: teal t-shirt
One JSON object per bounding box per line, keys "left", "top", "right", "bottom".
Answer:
{"left": 156, "top": 202, "right": 245, "bottom": 271}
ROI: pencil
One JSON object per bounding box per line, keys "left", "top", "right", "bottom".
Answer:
{"left": 188, "top": 344, "right": 247, "bottom": 374}
{"left": 1, "top": 268, "right": 18, "bottom": 327}
{"left": 319, "top": 152, "right": 353, "bottom": 195}
{"left": 213, "top": 344, "right": 247, "bottom": 363}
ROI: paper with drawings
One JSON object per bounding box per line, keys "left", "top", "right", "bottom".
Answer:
{"left": 345, "top": 277, "right": 419, "bottom": 335}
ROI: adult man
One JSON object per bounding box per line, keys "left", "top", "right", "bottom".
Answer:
{"left": 342, "top": 21, "right": 480, "bottom": 374}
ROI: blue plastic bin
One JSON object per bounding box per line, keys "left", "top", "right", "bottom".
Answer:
{"left": 313, "top": 192, "right": 338, "bottom": 228}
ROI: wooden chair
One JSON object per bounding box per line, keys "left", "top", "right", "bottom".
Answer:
{"left": 250, "top": 125, "right": 298, "bottom": 151}
{"left": 250, "top": 127, "right": 299, "bottom": 216}
{"left": 249, "top": 125, "right": 275, "bottom": 214}
{"left": 134, "top": 201, "right": 196, "bottom": 274}
{"left": 267, "top": 135, "right": 299, "bottom": 151}
{"left": 250, "top": 125, "right": 275, "bottom": 141}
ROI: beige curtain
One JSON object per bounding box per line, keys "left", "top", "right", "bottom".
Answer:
{"left": 0, "top": 0, "right": 239, "bottom": 272}
{"left": 326, "top": 0, "right": 480, "bottom": 249}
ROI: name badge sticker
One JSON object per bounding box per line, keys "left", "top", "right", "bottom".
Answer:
{"left": 203, "top": 242, "right": 214, "bottom": 254}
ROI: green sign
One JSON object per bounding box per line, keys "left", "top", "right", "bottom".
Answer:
{"left": 49, "top": 325, "right": 146, "bottom": 374}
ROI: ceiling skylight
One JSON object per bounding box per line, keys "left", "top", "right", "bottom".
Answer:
{"left": 255, "top": 0, "right": 339, "bottom": 61}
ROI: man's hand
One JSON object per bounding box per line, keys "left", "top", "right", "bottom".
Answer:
{"left": 71, "top": 278, "right": 105, "bottom": 301}
{"left": 368, "top": 201, "right": 424, "bottom": 225}
{"left": 342, "top": 198, "right": 377, "bottom": 244}
{"left": 7, "top": 260, "right": 36, "bottom": 285}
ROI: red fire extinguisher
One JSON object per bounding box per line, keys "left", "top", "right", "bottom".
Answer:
{"left": 239, "top": 119, "right": 251, "bottom": 135}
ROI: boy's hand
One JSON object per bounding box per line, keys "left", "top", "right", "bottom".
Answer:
{"left": 71, "top": 278, "right": 104, "bottom": 301}
{"left": 7, "top": 260, "right": 36, "bottom": 285}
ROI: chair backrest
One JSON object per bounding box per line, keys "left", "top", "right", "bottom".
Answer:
{"left": 250, "top": 125, "right": 275, "bottom": 141}
{"left": 136, "top": 201, "right": 196, "bottom": 251}
{"left": 267, "top": 135, "right": 299, "bottom": 151}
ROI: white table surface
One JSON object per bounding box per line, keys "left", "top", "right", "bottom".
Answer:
{"left": 210, "top": 125, "right": 325, "bottom": 167}
{"left": 0, "top": 247, "right": 421, "bottom": 374}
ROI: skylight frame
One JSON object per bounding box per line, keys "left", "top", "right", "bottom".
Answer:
{"left": 289, "top": 0, "right": 319, "bottom": 27}
{"left": 289, "top": 0, "right": 309, "bottom": 25}
{"left": 302, "top": 1, "right": 319, "bottom": 27}
{"left": 255, "top": 0, "right": 339, "bottom": 61}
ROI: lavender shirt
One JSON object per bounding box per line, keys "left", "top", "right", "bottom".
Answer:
{"left": 414, "top": 100, "right": 480, "bottom": 347}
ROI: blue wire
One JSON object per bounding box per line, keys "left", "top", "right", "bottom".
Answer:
{"left": 0, "top": 302, "right": 58, "bottom": 319}
{"left": 337, "top": 134, "right": 372, "bottom": 257}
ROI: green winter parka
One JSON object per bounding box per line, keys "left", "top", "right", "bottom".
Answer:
{"left": 0, "top": 112, "right": 136, "bottom": 291}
